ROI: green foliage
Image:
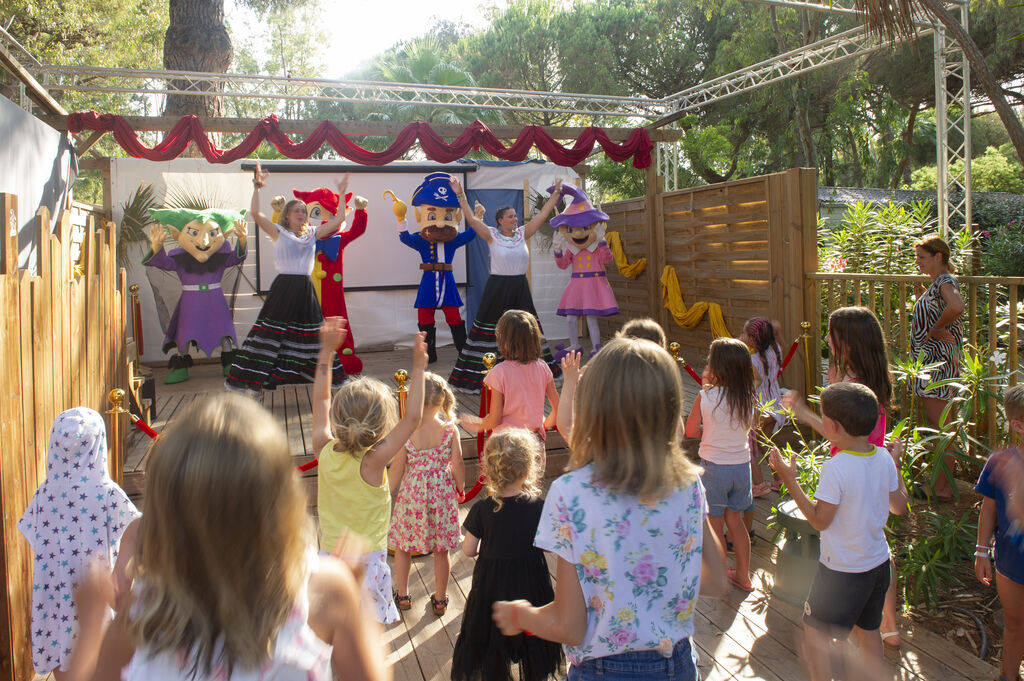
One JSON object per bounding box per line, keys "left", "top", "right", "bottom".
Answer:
{"left": 589, "top": 156, "right": 646, "bottom": 203}
{"left": 818, "top": 200, "right": 945, "bottom": 274}
{"left": 117, "top": 184, "right": 158, "bottom": 271}
{"left": 910, "top": 146, "right": 1024, "bottom": 193}
{"left": 898, "top": 508, "right": 977, "bottom": 612}
{"left": 981, "top": 220, "right": 1024, "bottom": 277}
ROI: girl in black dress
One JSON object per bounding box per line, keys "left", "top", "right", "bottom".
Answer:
{"left": 451, "top": 429, "right": 562, "bottom": 681}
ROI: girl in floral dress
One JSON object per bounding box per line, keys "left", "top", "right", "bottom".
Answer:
{"left": 493, "top": 337, "right": 727, "bottom": 681}
{"left": 389, "top": 372, "right": 465, "bottom": 617}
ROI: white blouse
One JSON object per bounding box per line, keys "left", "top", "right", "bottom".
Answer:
{"left": 488, "top": 226, "right": 530, "bottom": 276}
{"left": 274, "top": 225, "right": 317, "bottom": 275}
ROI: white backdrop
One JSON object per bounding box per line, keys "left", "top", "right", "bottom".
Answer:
{"left": 109, "top": 158, "right": 577, "bottom": 364}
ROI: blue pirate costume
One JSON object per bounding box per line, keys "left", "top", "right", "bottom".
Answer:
{"left": 395, "top": 172, "right": 476, "bottom": 362}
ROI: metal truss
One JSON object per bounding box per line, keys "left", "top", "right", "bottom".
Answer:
{"left": 657, "top": 141, "right": 682, "bottom": 191}
{"left": 933, "top": 4, "right": 972, "bottom": 234}
{"left": 661, "top": 25, "right": 933, "bottom": 113}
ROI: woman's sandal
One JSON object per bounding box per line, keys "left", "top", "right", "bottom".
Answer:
{"left": 881, "top": 630, "right": 902, "bottom": 648}
{"left": 430, "top": 593, "right": 448, "bottom": 617}
{"left": 394, "top": 593, "right": 412, "bottom": 611}
{"left": 752, "top": 482, "right": 772, "bottom": 498}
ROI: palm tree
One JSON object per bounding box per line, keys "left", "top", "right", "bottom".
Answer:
{"left": 852, "top": 0, "right": 1024, "bottom": 165}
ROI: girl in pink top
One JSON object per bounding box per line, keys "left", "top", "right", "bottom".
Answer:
{"left": 782, "top": 305, "right": 900, "bottom": 646}
{"left": 462, "top": 310, "right": 558, "bottom": 467}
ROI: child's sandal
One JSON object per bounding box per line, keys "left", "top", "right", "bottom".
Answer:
{"left": 430, "top": 593, "right": 448, "bottom": 616}
{"left": 394, "top": 593, "right": 412, "bottom": 611}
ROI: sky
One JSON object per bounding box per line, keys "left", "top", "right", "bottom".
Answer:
{"left": 228, "top": 0, "right": 495, "bottom": 79}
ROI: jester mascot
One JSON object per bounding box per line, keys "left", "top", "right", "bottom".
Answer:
{"left": 550, "top": 184, "right": 619, "bottom": 358}
{"left": 143, "top": 208, "right": 248, "bottom": 384}
{"left": 289, "top": 186, "right": 367, "bottom": 374}
{"left": 390, "top": 172, "right": 479, "bottom": 363}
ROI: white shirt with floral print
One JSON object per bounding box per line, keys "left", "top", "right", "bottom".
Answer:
{"left": 534, "top": 464, "right": 707, "bottom": 665}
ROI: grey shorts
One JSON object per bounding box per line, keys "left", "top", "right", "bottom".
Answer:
{"left": 700, "top": 459, "right": 753, "bottom": 517}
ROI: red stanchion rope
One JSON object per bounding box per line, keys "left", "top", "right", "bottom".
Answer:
{"left": 128, "top": 412, "right": 158, "bottom": 439}
{"left": 682, "top": 363, "right": 702, "bottom": 385}
{"left": 297, "top": 458, "right": 318, "bottom": 472}
{"left": 460, "top": 387, "right": 492, "bottom": 503}
{"left": 778, "top": 339, "right": 800, "bottom": 377}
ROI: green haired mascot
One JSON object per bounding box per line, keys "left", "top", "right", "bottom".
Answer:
{"left": 144, "top": 208, "right": 248, "bottom": 383}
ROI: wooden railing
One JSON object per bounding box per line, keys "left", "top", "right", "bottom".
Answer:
{"left": 806, "top": 272, "right": 1023, "bottom": 447}
{"left": 0, "top": 194, "right": 129, "bottom": 681}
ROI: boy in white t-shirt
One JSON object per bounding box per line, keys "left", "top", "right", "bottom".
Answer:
{"left": 770, "top": 382, "right": 908, "bottom": 681}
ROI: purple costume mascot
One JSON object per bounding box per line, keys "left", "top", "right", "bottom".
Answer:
{"left": 549, "top": 184, "right": 618, "bottom": 359}
{"left": 144, "top": 208, "right": 248, "bottom": 383}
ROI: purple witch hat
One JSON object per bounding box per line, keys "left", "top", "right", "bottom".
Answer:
{"left": 547, "top": 183, "right": 609, "bottom": 228}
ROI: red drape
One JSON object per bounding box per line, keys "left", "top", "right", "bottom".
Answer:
{"left": 67, "top": 113, "right": 654, "bottom": 168}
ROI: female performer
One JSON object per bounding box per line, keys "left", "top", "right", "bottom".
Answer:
{"left": 226, "top": 162, "right": 350, "bottom": 396}
{"left": 448, "top": 175, "right": 563, "bottom": 394}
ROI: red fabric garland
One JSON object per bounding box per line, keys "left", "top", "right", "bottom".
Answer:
{"left": 67, "top": 113, "right": 654, "bottom": 168}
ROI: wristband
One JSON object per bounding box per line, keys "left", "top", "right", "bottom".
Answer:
{"left": 457, "top": 191, "right": 467, "bottom": 201}
{"left": 976, "top": 544, "right": 992, "bottom": 550}
{"left": 509, "top": 603, "right": 534, "bottom": 637}
{"left": 975, "top": 551, "right": 990, "bottom": 558}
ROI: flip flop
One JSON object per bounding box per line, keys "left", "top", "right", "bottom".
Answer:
{"left": 727, "top": 567, "right": 755, "bottom": 593}
{"left": 881, "top": 630, "right": 901, "bottom": 648}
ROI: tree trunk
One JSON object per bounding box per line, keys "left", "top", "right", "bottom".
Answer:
{"left": 917, "top": 0, "right": 1024, "bottom": 165}
{"left": 163, "top": 0, "right": 232, "bottom": 119}
{"left": 771, "top": 8, "right": 817, "bottom": 168}
{"left": 890, "top": 103, "right": 920, "bottom": 188}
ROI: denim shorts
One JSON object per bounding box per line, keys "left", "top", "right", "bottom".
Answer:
{"left": 700, "top": 459, "right": 753, "bottom": 517}
{"left": 567, "top": 639, "right": 699, "bottom": 680}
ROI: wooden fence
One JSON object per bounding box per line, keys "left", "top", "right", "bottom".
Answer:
{"left": 807, "top": 272, "right": 1023, "bottom": 447}
{"left": 600, "top": 168, "right": 818, "bottom": 390}
{"left": 0, "top": 193, "right": 129, "bottom": 681}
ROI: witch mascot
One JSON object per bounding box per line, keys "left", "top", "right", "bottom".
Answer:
{"left": 143, "top": 208, "right": 248, "bottom": 384}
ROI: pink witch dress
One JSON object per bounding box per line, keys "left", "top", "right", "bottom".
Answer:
{"left": 554, "top": 241, "right": 619, "bottom": 317}
{"left": 389, "top": 423, "right": 462, "bottom": 555}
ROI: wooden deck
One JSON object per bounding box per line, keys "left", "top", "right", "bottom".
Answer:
{"left": 107, "top": 347, "right": 997, "bottom": 681}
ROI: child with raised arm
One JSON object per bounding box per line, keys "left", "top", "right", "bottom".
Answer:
{"left": 493, "top": 338, "right": 727, "bottom": 681}
{"left": 65, "top": 393, "right": 389, "bottom": 681}
{"left": 460, "top": 309, "right": 558, "bottom": 469}
{"left": 975, "top": 384, "right": 1024, "bottom": 681}
{"left": 770, "top": 382, "right": 908, "bottom": 681}
{"left": 313, "top": 316, "right": 428, "bottom": 624}
{"left": 389, "top": 372, "right": 465, "bottom": 617}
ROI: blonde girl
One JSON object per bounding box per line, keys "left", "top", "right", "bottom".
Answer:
{"left": 461, "top": 309, "right": 558, "bottom": 465}
{"left": 452, "top": 429, "right": 562, "bottom": 681}
{"left": 389, "top": 372, "right": 465, "bottom": 617}
{"left": 685, "top": 337, "right": 757, "bottom": 593}
{"left": 494, "top": 338, "right": 726, "bottom": 681}
{"left": 67, "top": 393, "right": 388, "bottom": 681}
{"left": 313, "top": 316, "right": 428, "bottom": 624}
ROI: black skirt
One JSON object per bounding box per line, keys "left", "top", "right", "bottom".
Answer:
{"left": 225, "top": 274, "right": 344, "bottom": 395}
{"left": 449, "top": 275, "right": 558, "bottom": 394}
{"left": 451, "top": 554, "right": 562, "bottom": 681}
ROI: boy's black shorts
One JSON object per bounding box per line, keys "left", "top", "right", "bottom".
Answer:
{"left": 803, "top": 559, "right": 890, "bottom": 636}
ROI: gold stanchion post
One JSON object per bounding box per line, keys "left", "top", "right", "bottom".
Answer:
{"left": 394, "top": 369, "right": 408, "bottom": 419}
{"left": 129, "top": 284, "right": 143, "bottom": 355}
{"left": 668, "top": 342, "right": 685, "bottom": 370}
{"left": 800, "top": 321, "right": 813, "bottom": 397}
{"left": 106, "top": 389, "right": 126, "bottom": 486}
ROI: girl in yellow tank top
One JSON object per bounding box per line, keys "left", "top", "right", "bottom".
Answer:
{"left": 312, "top": 317, "right": 428, "bottom": 623}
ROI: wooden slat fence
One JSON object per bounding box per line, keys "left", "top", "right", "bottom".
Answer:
{"left": 0, "top": 193, "right": 129, "bottom": 681}
{"left": 600, "top": 168, "right": 818, "bottom": 390}
{"left": 807, "top": 272, "right": 1023, "bottom": 448}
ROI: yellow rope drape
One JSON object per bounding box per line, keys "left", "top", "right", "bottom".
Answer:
{"left": 605, "top": 231, "right": 646, "bottom": 279}
{"left": 660, "top": 266, "right": 731, "bottom": 338}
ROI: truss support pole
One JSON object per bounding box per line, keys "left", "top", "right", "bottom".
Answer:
{"left": 656, "top": 141, "right": 681, "bottom": 192}
{"left": 933, "top": 1, "right": 972, "bottom": 237}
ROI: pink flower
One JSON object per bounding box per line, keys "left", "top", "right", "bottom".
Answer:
{"left": 632, "top": 555, "right": 656, "bottom": 585}
{"left": 609, "top": 628, "right": 635, "bottom": 647}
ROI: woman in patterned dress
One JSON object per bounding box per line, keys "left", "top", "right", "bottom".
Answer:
{"left": 910, "top": 234, "right": 966, "bottom": 500}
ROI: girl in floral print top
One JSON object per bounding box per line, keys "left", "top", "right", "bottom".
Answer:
{"left": 494, "top": 337, "right": 727, "bottom": 681}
